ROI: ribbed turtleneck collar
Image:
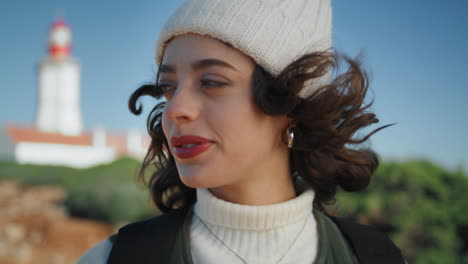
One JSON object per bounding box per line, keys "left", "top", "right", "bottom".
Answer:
{"left": 194, "top": 185, "right": 315, "bottom": 231}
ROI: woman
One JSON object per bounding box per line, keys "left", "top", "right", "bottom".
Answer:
{"left": 79, "top": 0, "right": 405, "bottom": 263}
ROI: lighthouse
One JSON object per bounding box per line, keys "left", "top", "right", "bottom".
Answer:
{"left": 0, "top": 17, "right": 149, "bottom": 168}
{"left": 36, "top": 18, "right": 83, "bottom": 136}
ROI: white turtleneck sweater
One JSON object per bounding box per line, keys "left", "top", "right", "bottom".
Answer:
{"left": 77, "top": 187, "right": 318, "bottom": 264}
{"left": 190, "top": 187, "right": 318, "bottom": 264}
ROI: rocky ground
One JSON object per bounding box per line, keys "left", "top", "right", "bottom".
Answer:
{"left": 0, "top": 180, "right": 115, "bottom": 264}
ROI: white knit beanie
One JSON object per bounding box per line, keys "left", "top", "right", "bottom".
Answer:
{"left": 155, "top": 0, "right": 332, "bottom": 97}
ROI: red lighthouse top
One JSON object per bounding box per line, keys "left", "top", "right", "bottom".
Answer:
{"left": 48, "top": 18, "right": 72, "bottom": 59}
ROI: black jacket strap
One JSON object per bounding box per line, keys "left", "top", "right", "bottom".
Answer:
{"left": 329, "top": 216, "right": 406, "bottom": 264}
{"left": 106, "top": 207, "right": 188, "bottom": 264}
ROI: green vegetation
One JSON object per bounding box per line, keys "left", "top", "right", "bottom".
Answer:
{"left": 0, "top": 158, "right": 467, "bottom": 263}
{"left": 0, "top": 158, "right": 159, "bottom": 224}
{"left": 332, "top": 161, "right": 468, "bottom": 264}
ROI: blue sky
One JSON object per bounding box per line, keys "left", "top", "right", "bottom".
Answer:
{"left": 1, "top": 0, "right": 467, "bottom": 171}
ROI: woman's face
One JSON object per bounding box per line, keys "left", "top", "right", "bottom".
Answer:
{"left": 160, "top": 34, "right": 289, "bottom": 190}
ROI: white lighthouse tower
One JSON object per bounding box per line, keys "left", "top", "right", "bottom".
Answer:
{"left": 36, "top": 18, "right": 83, "bottom": 136}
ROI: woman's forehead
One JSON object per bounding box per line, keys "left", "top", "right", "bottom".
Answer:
{"left": 161, "top": 34, "right": 254, "bottom": 71}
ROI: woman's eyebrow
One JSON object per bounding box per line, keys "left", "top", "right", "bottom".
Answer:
{"left": 193, "top": 59, "right": 239, "bottom": 72}
{"left": 159, "top": 64, "right": 175, "bottom": 73}
{"left": 159, "top": 59, "right": 239, "bottom": 73}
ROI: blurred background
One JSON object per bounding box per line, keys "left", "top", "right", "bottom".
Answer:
{"left": 0, "top": 0, "right": 467, "bottom": 263}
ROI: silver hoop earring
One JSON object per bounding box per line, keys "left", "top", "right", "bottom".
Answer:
{"left": 287, "top": 123, "right": 296, "bottom": 148}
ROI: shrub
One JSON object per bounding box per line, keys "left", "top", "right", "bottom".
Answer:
{"left": 331, "top": 160, "right": 468, "bottom": 264}
{"left": 0, "top": 158, "right": 159, "bottom": 224}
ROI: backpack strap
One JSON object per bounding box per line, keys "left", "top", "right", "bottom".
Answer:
{"left": 329, "top": 216, "right": 406, "bottom": 264}
{"left": 106, "top": 207, "right": 189, "bottom": 264}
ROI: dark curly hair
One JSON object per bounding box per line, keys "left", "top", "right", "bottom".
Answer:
{"left": 129, "top": 50, "right": 394, "bottom": 214}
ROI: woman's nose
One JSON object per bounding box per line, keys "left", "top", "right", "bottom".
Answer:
{"left": 163, "top": 85, "right": 199, "bottom": 124}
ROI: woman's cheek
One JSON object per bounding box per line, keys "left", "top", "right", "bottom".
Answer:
{"left": 161, "top": 115, "right": 171, "bottom": 143}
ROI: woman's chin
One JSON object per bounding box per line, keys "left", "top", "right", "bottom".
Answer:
{"left": 179, "top": 174, "right": 218, "bottom": 189}
{"left": 178, "top": 167, "right": 230, "bottom": 189}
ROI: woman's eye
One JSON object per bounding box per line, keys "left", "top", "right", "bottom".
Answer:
{"left": 158, "top": 82, "right": 176, "bottom": 94}
{"left": 200, "top": 79, "right": 227, "bottom": 89}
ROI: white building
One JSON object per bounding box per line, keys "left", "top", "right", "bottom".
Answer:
{"left": 0, "top": 18, "right": 148, "bottom": 168}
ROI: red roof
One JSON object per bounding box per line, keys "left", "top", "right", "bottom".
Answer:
{"left": 6, "top": 124, "right": 92, "bottom": 146}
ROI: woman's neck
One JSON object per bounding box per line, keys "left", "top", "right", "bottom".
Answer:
{"left": 208, "top": 140, "right": 295, "bottom": 205}
{"left": 208, "top": 170, "right": 297, "bottom": 205}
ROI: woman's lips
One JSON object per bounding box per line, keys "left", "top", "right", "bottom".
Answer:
{"left": 170, "top": 135, "right": 213, "bottom": 159}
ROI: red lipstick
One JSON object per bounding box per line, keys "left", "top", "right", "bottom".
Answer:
{"left": 170, "top": 135, "right": 213, "bottom": 159}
